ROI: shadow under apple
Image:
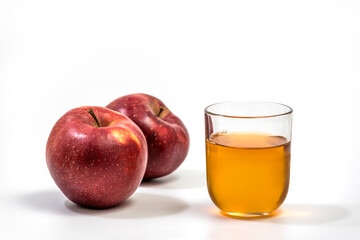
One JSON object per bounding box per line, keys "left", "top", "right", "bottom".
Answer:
{"left": 65, "top": 192, "right": 189, "bottom": 219}
{"left": 18, "top": 190, "right": 74, "bottom": 216}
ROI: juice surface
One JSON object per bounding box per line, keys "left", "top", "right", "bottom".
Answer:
{"left": 206, "top": 132, "right": 291, "bottom": 215}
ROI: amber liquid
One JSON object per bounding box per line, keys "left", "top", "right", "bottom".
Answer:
{"left": 206, "top": 132, "right": 291, "bottom": 216}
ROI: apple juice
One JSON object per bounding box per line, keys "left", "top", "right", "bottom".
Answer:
{"left": 206, "top": 132, "right": 290, "bottom": 215}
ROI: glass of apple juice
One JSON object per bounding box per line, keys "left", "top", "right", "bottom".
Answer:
{"left": 205, "top": 102, "right": 293, "bottom": 217}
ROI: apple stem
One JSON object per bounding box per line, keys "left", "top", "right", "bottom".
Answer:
{"left": 88, "top": 108, "right": 101, "bottom": 127}
{"left": 157, "top": 106, "right": 164, "bottom": 117}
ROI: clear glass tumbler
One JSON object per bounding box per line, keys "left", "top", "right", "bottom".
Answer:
{"left": 205, "top": 102, "right": 293, "bottom": 217}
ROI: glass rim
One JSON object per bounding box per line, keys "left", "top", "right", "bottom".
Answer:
{"left": 204, "top": 101, "right": 293, "bottom": 119}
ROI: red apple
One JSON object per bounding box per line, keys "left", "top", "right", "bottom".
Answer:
{"left": 106, "top": 93, "right": 190, "bottom": 180}
{"left": 46, "top": 106, "right": 147, "bottom": 208}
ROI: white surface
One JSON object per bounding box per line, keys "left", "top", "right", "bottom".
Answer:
{"left": 1, "top": 170, "right": 360, "bottom": 240}
{"left": 1, "top": 0, "right": 360, "bottom": 239}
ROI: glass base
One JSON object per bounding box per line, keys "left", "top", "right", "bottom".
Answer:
{"left": 221, "top": 210, "right": 273, "bottom": 219}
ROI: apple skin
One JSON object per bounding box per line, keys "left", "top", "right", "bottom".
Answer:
{"left": 46, "top": 106, "right": 147, "bottom": 208}
{"left": 106, "top": 93, "right": 189, "bottom": 180}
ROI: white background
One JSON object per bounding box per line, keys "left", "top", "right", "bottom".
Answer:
{"left": 0, "top": 0, "right": 359, "bottom": 239}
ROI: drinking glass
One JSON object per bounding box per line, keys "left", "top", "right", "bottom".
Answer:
{"left": 205, "top": 102, "right": 293, "bottom": 217}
